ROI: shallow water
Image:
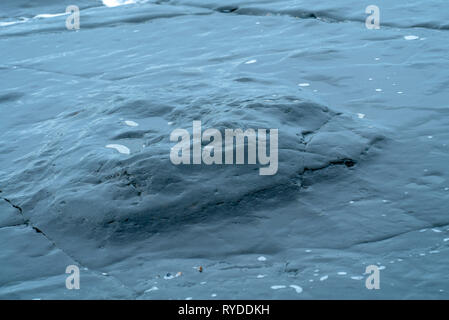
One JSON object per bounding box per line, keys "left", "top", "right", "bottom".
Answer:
{"left": 0, "top": 0, "right": 448, "bottom": 299}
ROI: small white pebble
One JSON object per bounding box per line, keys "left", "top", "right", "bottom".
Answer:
{"left": 289, "top": 285, "right": 303, "bottom": 294}
{"left": 257, "top": 256, "right": 267, "bottom": 261}
{"left": 357, "top": 113, "right": 365, "bottom": 119}
{"left": 320, "top": 275, "right": 328, "bottom": 281}
{"left": 106, "top": 144, "right": 130, "bottom": 155}
{"left": 124, "top": 120, "right": 138, "bottom": 127}
{"left": 185, "top": 297, "right": 193, "bottom": 300}
{"left": 144, "top": 286, "right": 159, "bottom": 293}
{"left": 337, "top": 272, "right": 347, "bottom": 275}
{"left": 404, "top": 35, "right": 419, "bottom": 40}
{"left": 298, "top": 83, "right": 310, "bottom": 87}
{"left": 375, "top": 88, "right": 382, "bottom": 92}
{"left": 257, "top": 274, "right": 266, "bottom": 279}
{"left": 245, "top": 59, "right": 257, "bottom": 64}
{"left": 271, "top": 285, "right": 286, "bottom": 290}
{"left": 211, "top": 293, "right": 217, "bottom": 297}
{"left": 432, "top": 229, "right": 442, "bottom": 233}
